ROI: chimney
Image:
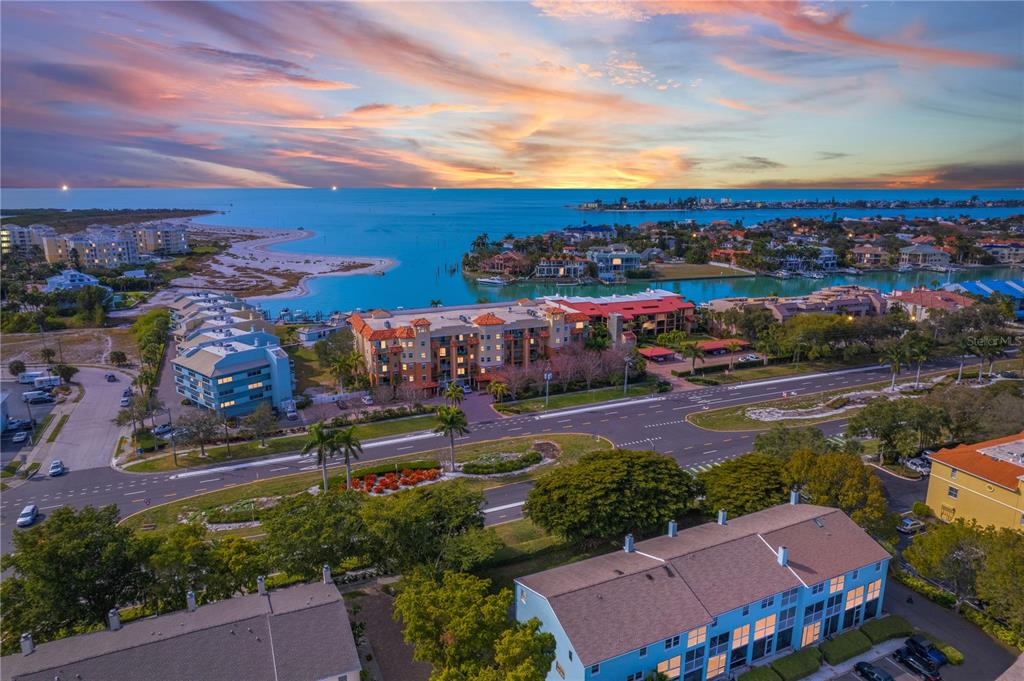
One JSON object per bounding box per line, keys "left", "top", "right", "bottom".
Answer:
{"left": 257, "top": 575, "right": 267, "bottom": 596}
{"left": 20, "top": 633, "right": 33, "bottom": 656}
{"left": 322, "top": 564, "right": 332, "bottom": 584}
{"left": 717, "top": 509, "right": 728, "bottom": 525}
{"left": 790, "top": 489, "right": 800, "bottom": 505}
{"left": 667, "top": 520, "right": 678, "bottom": 537}
{"left": 624, "top": 533, "right": 635, "bottom": 553}
{"left": 186, "top": 590, "right": 197, "bottom": 612}
{"left": 778, "top": 546, "right": 789, "bottom": 567}
{"left": 108, "top": 608, "right": 122, "bottom": 631}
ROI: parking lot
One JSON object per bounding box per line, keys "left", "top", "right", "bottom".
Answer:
{"left": 1, "top": 380, "right": 57, "bottom": 465}
{"left": 832, "top": 655, "right": 920, "bottom": 681}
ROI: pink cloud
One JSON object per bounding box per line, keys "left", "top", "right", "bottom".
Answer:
{"left": 713, "top": 97, "right": 760, "bottom": 112}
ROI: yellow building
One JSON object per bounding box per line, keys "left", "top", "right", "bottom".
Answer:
{"left": 925, "top": 433, "right": 1024, "bottom": 531}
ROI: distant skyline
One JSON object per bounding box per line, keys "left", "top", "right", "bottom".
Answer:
{"left": 1, "top": 1, "right": 1022, "bottom": 189}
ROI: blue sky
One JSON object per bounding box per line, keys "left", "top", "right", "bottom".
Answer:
{"left": 1, "top": 1, "right": 1021, "bottom": 188}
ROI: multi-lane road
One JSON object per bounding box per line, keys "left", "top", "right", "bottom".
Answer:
{"left": 1, "top": 357, "right": 977, "bottom": 553}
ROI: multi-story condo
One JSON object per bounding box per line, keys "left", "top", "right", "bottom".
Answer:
{"left": 516, "top": 500, "right": 889, "bottom": 681}
{"left": 898, "top": 244, "right": 950, "bottom": 268}
{"left": 546, "top": 289, "right": 695, "bottom": 339}
{"left": 925, "top": 433, "right": 1024, "bottom": 530}
{"left": 57, "top": 229, "right": 140, "bottom": 268}
{"left": 885, "top": 287, "right": 975, "bottom": 322}
{"left": 707, "top": 286, "right": 886, "bottom": 328}
{"left": 2, "top": 222, "right": 188, "bottom": 265}
{"left": 977, "top": 238, "right": 1024, "bottom": 264}
{"left": 126, "top": 221, "right": 190, "bottom": 254}
{"left": 349, "top": 300, "right": 591, "bottom": 391}
{"left": 0, "top": 223, "right": 57, "bottom": 256}
{"left": 172, "top": 330, "right": 293, "bottom": 417}
{"left": 169, "top": 292, "right": 264, "bottom": 340}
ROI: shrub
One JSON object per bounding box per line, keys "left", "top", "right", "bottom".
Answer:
{"left": 826, "top": 396, "right": 850, "bottom": 409}
{"left": 861, "top": 615, "right": 913, "bottom": 644}
{"left": 920, "top": 633, "right": 964, "bottom": 665}
{"left": 961, "top": 608, "right": 1024, "bottom": 651}
{"left": 738, "top": 667, "right": 783, "bottom": 681}
{"left": 462, "top": 450, "right": 542, "bottom": 475}
{"left": 350, "top": 460, "right": 439, "bottom": 478}
{"left": 683, "top": 375, "right": 720, "bottom": 386}
{"left": 770, "top": 647, "right": 822, "bottom": 681}
{"left": 295, "top": 396, "right": 312, "bottom": 409}
{"left": 911, "top": 501, "right": 933, "bottom": 518}
{"left": 892, "top": 570, "right": 956, "bottom": 609}
{"left": 656, "top": 380, "right": 672, "bottom": 393}
{"left": 180, "top": 398, "right": 191, "bottom": 406}
{"left": 819, "top": 629, "right": 871, "bottom": 665}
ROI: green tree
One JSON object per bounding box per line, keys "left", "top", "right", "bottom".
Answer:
{"left": 952, "top": 336, "right": 974, "bottom": 384}
{"left": 335, "top": 425, "right": 363, "bottom": 490}
{"left": 444, "top": 381, "right": 465, "bottom": 407}
{"left": 0, "top": 505, "right": 152, "bottom": 654}
{"left": 752, "top": 424, "right": 833, "bottom": 459}
{"left": 681, "top": 343, "right": 706, "bottom": 375}
{"left": 976, "top": 528, "right": 1024, "bottom": 636}
{"left": 905, "top": 519, "right": 987, "bottom": 609}
{"left": 655, "top": 330, "right": 688, "bottom": 351}
{"left": 585, "top": 322, "right": 611, "bottom": 350}
{"left": 40, "top": 347, "right": 56, "bottom": 365}
{"left": 724, "top": 340, "right": 743, "bottom": 370}
{"left": 176, "top": 409, "right": 221, "bottom": 458}
{"left": 434, "top": 406, "right": 469, "bottom": 471}
{"left": 878, "top": 339, "right": 908, "bottom": 391}
{"left": 699, "top": 454, "right": 789, "bottom": 517}
{"left": 487, "top": 380, "right": 509, "bottom": 404}
{"left": 526, "top": 450, "right": 700, "bottom": 548}
{"left": 109, "top": 350, "right": 128, "bottom": 366}
{"left": 208, "top": 536, "right": 268, "bottom": 598}
{"left": 52, "top": 363, "right": 79, "bottom": 384}
{"left": 361, "top": 480, "right": 497, "bottom": 574}
{"left": 846, "top": 398, "right": 920, "bottom": 464}
{"left": 476, "top": 619, "right": 558, "bottom": 681}
{"left": 145, "top": 522, "right": 215, "bottom": 613}
{"left": 785, "top": 450, "right": 895, "bottom": 540}
{"left": 262, "top": 491, "right": 365, "bottom": 579}
{"left": 241, "top": 402, "right": 277, "bottom": 447}
{"left": 303, "top": 422, "right": 340, "bottom": 493}
{"left": 7, "top": 359, "right": 26, "bottom": 377}
{"left": 906, "top": 333, "right": 933, "bottom": 387}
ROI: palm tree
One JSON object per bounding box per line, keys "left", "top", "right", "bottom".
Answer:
{"left": 907, "top": 335, "right": 933, "bottom": 388}
{"left": 487, "top": 380, "right": 509, "bottom": 404}
{"left": 434, "top": 406, "right": 469, "bottom": 471}
{"left": 302, "top": 422, "right": 339, "bottom": 493}
{"left": 328, "top": 354, "right": 351, "bottom": 393}
{"left": 953, "top": 336, "right": 973, "bottom": 384}
{"left": 725, "top": 340, "right": 743, "bottom": 370}
{"left": 681, "top": 344, "right": 706, "bottom": 376}
{"left": 879, "top": 341, "right": 907, "bottom": 391}
{"left": 334, "top": 426, "right": 363, "bottom": 490}
{"left": 443, "top": 381, "right": 465, "bottom": 407}
{"left": 753, "top": 328, "right": 781, "bottom": 367}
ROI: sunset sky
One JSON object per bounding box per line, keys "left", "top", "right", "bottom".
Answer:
{"left": 2, "top": 1, "right": 1021, "bottom": 189}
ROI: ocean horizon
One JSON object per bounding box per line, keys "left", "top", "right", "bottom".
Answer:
{"left": 2, "top": 187, "right": 1020, "bottom": 315}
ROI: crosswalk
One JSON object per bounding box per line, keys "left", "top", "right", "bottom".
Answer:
{"left": 685, "top": 458, "right": 726, "bottom": 475}
{"left": 827, "top": 434, "right": 846, "bottom": 448}
{"left": 617, "top": 436, "right": 663, "bottom": 448}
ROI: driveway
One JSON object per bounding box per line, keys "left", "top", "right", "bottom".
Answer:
{"left": 831, "top": 655, "right": 921, "bottom": 681}
{"left": 1, "top": 381, "right": 57, "bottom": 465}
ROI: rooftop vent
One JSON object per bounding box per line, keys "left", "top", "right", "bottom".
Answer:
{"left": 790, "top": 489, "right": 800, "bottom": 505}
{"left": 187, "top": 590, "right": 197, "bottom": 612}
{"left": 624, "top": 534, "right": 635, "bottom": 553}
{"left": 322, "top": 564, "right": 332, "bottom": 584}
{"left": 667, "top": 520, "right": 678, "bottom": 537}
{"left": 108, "top": 608, "right": 122, "bottom": 631}
{"left": 257, "top": 575, "right": 267, "bottom": 596}
{"left": 813, "top": 517, "right": 825, "bottom": 528}
{"left": 645, "top": 573, "right": 654, "bottom": 581}
{"left": 20, "top": 633, "right": 33, "bottom": 656}
{"left": 777, "top": 546, "right": 789, "bottom": 567}
{"left": 662, "top": 566, "right": 675, "bottom": 578}
{"left": 717, "top": 509, "right": 727, "bottom": 525}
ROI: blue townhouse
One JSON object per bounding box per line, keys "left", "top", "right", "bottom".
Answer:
{"left": 515, "top": 498, "right": 890, "bottom": 681}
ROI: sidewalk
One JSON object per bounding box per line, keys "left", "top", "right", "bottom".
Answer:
{"left": 800, "top": 639, "right": 902, "bottom": 681}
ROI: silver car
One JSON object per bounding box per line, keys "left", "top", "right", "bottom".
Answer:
{"left": 17, "top": 504, "right": 38, "bottom": 527}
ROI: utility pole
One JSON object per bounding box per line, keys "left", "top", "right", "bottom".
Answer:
{"left": 623, "top": 357, "right": 633, "bottom": 396}
{"left": 543, "top": 369, "right": 552, "bottom": 407}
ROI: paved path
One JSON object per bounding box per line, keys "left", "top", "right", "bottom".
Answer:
{"left": 0, "top": 356, "right": 981, "bottom": 554}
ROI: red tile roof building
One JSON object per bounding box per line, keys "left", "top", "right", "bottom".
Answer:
{"left": 925, "top": 433, "right": 1024, "bottom": 530}
{"left": 478, "top": 251, "right": 529, "bottom": 275}
{"left": 885, "top": 287, "right": 975, "bottom": 321}
{"left": 547, "top": 289, "right": 695, "bottom": 337}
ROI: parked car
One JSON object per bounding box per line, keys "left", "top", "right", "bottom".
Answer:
{"left": 26, "top": 394, "right": 54, "bottom": 405}
{"left": 120, "top": 396, "right": 131, "bottom": 408}
{"left": 122, "top": 388, "right": 134, "bottom": 398}
{"left": 893, "top": 646, "right": 942, "bottom": 681}
{"left": 286, "top": 410, "right": 299, "bottom": 421}
{"left": 906, "top": 635, "right": 949, "bottom": 667}
{"left": 906, "top": 458, "right": 931, "bottom": 476}
{"left": 999, "top": 370, "right": 1019, "bottom": 379}
{"left": 48, "top": 459, "right": 66, "bottom": 477}
{"left": 6, "top": 418, "right": 32, "bottom": 431}
{"left": 105, "top": 373, "right": 118, "bottom": 382}
{"left": 461, "top": 384, "right": 472, "bottom": 394}
{"left": 854, "top": 661, "right": 894, "bottom": 681}
{"left": 898, "top": 517, "right": 926, "bottom": 535}
{"left": 16, "top": 504, "right": 38, "bottom": 527}
{"left": 361, "top": 395, "right": 374, "bottom": 406}
{"left": 153, "top": 424, "right": 173, "bottom": 436}
{"left": 12, "top": 431, "right": 29, "bottom": 444}
{"left": 738, "top": 354, "right": 760, "bottom": 362}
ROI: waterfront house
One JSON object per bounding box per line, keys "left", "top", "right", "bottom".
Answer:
{"left": 297, "top": 322, "right": 349, "bottom": 346}
{"left": 884, "top": 287, "right": 975, "bottom": 321}
{"left": 851, "top": 245, "right": 890, "bottom": 268}
{"left": 1, "top": 580, "right": 361, "bottom": 681}
{"left": 563, "top": 225, "right": 615, "bottom": 243}
{"left": 43, "top": 269, "right": 104, "bottom": 293}
{"left": 515, "top": 500, "right": 890, "bottom": 681}
{"left": 479, "top": 251, "right": 529, "bottom": 276}
{"left": 898, "top": 244, "right": 950, "bottom": 268}
{"left": 708, "top": 286, "right": 887, "bottom": 328}
{"left": 586, "top": 246, "right": 643, "bottom": 280}
{"left": 535, "top": 256, "right": 588, "bottom": 279}
{"left": 924, "top": 432, "right": 1024, "bottom": 529}
{"left": 977, "top": 238, "right": 1024, "bottom": 264}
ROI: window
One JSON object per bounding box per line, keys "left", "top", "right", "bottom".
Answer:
{"left": 812, "top": 582, "right": 825, "bottom": 595}
{"left": 666, "top": 635, "right": 681, "bottom": 649}
{"left": 950, "top": 469, "right": 957, "bottom": 479}
{"left": 867, "top": 579, "right": 881, "bottom": 601}
{"left": 519, "top": 589, "right": 526, "bottom": 604}
{"left": 778, "top": 607, "right": 796, "bottom": 631}
{"left": 781, "top": 587, "right": 799, "bottom": 607}
{"left": 687, "top": 626, "right": 706, "bottom": 647}
{"left": 801, "top": 622, "right": 821, "bottom": 646}
{"left": 742, "top": 605, "right": 750, "bottom": 616}
{"left": 846, "top": 586, "right": 865, "bottom": 610}
{"left": 760, "top": 595, "right": 775, "bottom": 609}
{"left": 221, "top": 400, "right": 235, "bottom": 408}
{"left": 875, "top": 561, "right": 882, "bottom": 572}
{"left": 591, "top": 664, "right": 600, "bottom": 675}
{"left": 753, "top": 615, "right": 776, "bottom": 641}
{"left": 732, "top": 625, "right": 750, "bottom": 648}
{"left": 706, "top": 654, "right": 726, "bottom": 679}
{"left": 247, "top": 381, "right": 263, "bottom": 389}
{"left": 948, "top": 486, "right": 959, "bottom": 499}
{"left": 569, "top": 651, "right": 573, "bottom": 661}
{"left": 626, "top": 672, "right": 643, "bottom": 681}
{"left": 709, "top": 633, "right": 729, "bottom": 657}
{"left": 685, "top": 647, "right": 706, "bottom": 680}
{"left": 711, "top": 617, "right": 718, "bottom": 628}
{"left": 852, "top": 569, "right": 859, "bottom": 580}
{"left": 555, "top": 662, "right": 565, "bottom": 679}
{"left": 217, "top": 376, "right": 233, "bottom": 384}
{"left": 656, "top": 658, "right": 680, "bottom": 680}
{"left": 829, "top": 576, "right": 845, "bottom": 594}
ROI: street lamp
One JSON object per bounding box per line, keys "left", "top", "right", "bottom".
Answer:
{"left": 543, "top": 368, "right": 553, "bottom": 407}
{"left": 623, "top": 356, "right": 634, "bottom": 396}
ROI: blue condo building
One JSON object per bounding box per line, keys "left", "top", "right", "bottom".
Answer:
{"left": 515, "top": 500, "right": 890, "bottom": 681}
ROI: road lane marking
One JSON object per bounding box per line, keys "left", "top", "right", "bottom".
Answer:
{"left": 484, "top": 501, "right": 525, "bottom": 513}
{"left": 164, "top": 493, "right": 177, "bottom": 498}
{"left": 507, "top": 427, "right": 522, "bottom": 431}
{"left": 269, "top": 467, "right": 290, "bottom": 472}
{"left": 123, "top": 490, "right": 146, "bottom": 496}
{"left": 705, "top": 449, "right": 718, "bottom": 454}
{"left": 194, "top": 487, "right": 207, "bottom": 492}
{"left": 198, "top": 477, "right": 221, "bottom": 483}
{"left": 397, "top": 446, "right": 414, "bottom": 451}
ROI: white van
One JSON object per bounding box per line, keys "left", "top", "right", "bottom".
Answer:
{"left": 18, "top": 371, "right": 45, "bottom": 384}
{"left": 33, "top": 376, "right": 61, "bottom": 389}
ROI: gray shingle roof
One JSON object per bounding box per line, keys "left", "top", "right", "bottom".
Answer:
{"left": 1, "top": 582, "right": 361, "bottom": 681}
{"left": 517, "top": 504, "right": 890, "bottom": 666}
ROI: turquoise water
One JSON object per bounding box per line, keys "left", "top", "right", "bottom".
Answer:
{"left": 2, "top": 188, "right": 1019, "bottom": 315}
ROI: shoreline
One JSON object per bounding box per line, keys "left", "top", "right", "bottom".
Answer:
{"left": 173, "top": 220, "right": 397, "bottom": 300}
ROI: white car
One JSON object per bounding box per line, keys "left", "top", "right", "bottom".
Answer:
{"left": 12, "top": 431, "right": 29, "bottom": 444}
{"left": 905, "top": 458, "right": 931, "bottom": 476}
{"left": 17, "top": 504, "right": 38, "bottom": 527}
{"left": 738, "top": 354, "right": 760, "bottom": 362}
{"left": 361, "top": 395, "right": 374, "bottom": 406}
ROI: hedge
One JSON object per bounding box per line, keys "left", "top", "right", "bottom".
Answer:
{"left": 920, "top": 633, "right": 964, "bottom": 666}
{"left": 738, "top": 666, "right": 783, "bottom": 681}
{"left": 351, "top": 460, "right": 440, "bottom": 478}
{"left": 911, "top": 501, "right": 933, "bottom": 518}
{"left": 819, "top": 630, "right": 872, "bottom": 665}
{"left": 770, "top": 647, "right": 822, "bottom": 681}
{"left": 961, "top": 608, "right": 1024, "bottom": 652}
{"left": 892, "top": 570, "right": 956, "bottom": 609}
{"left": 462, "top": 450, "right": 542, "bottom": 475}
{"left": 860, "top": 615, "right": 913, "bottom": 644}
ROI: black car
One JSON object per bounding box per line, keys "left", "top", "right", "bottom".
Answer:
{"left": 854, "top": 661, "right": 894, "bottom": 681}
{"left": 894, "top": 646, "right": 941, "bottom": 681}
{"left": 906, "top": 635, "right": 948, "bottom": 667}
{"left": 26, "top": 395, "right": 55, "bottom": 404}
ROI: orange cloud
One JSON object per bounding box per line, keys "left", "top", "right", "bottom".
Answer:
{"left": 716, "top": 56, "right": 798, "bottom": 85}
{"left": 713, "top": 97, "right": 759, "bottom": 112}
{"left": 691, "top": 19, "right": 749, "bottom": 37}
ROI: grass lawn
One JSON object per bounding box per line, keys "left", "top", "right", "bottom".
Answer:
{"left": 651, "top": 263, "right": 748, "bottom": 280}
{"left": 124, "top": 413, "right": 441, "bottom": 473}
{"left": 496, "top": 381, "right": 656, "bottom": 415}
{"left": 120, "top": 434, "right": 613, "bottom": 535}
{"left": 46, "top": 414, "right": 70, "bottom": 443}
{"left": 709, "top": 358, "right": 871, "bottom": 385}
{"left": 478, "top": 519, "right": 598, "bottom": 590}
{"left": 287, "top": 345, "right": 334, "bottom": 393}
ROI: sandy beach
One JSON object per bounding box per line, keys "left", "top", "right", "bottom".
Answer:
{"left": 170, "top": 220, "right": 397, "bottom": 299}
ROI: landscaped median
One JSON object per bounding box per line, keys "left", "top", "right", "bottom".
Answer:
{"left": 494, "top": 381, "right": 659, "bottom": 415}
{"left": 122, "top": 413, "right": 440, "bottom": 473}
{"left": 119, "top": 433, "right": 613, "bottom": 535}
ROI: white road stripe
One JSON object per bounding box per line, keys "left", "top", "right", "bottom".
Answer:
{"left": 484, "top": 501, "right": 525, "bottom": 513}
